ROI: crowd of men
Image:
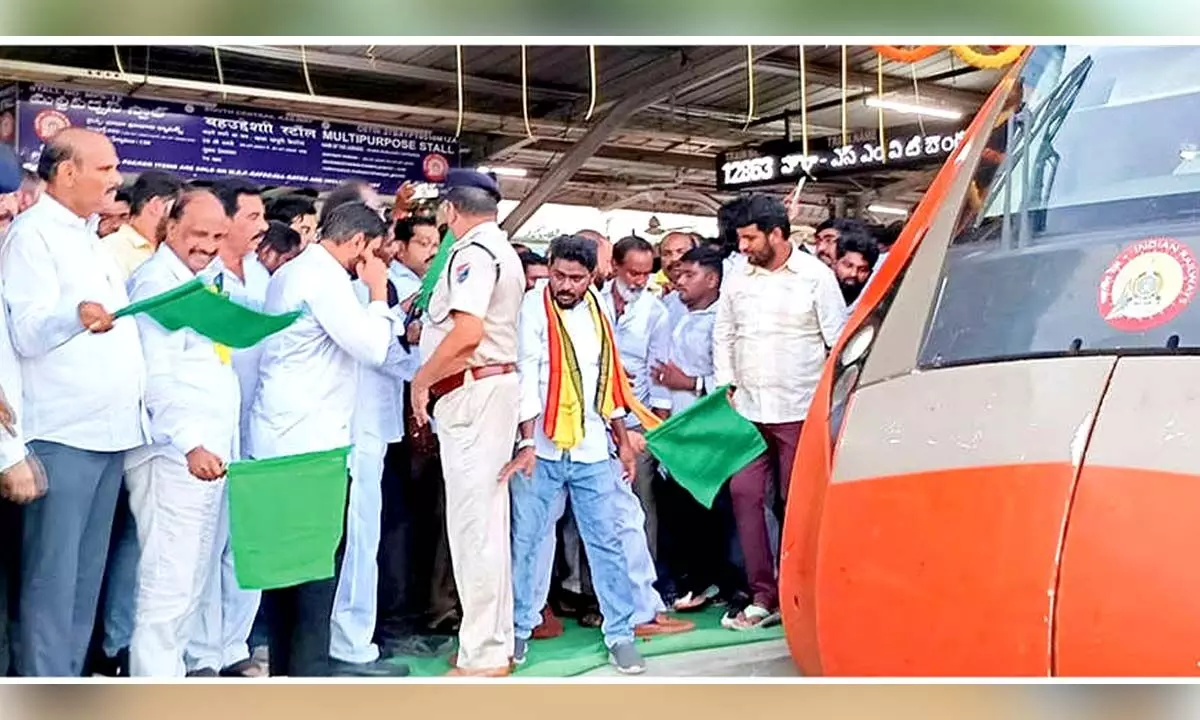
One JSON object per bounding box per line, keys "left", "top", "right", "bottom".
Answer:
{"left": 0, "top": 126, "right": 897, "bottom": 678}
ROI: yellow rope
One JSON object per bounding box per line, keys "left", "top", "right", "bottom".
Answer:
{"left": 300, "top": 45, "right": 316, "bottom": 95}
{"left": 911, "top": 62, "right": 926, "bottom": 137}
{"left": 521, "top": 45, "right": 535, "bottom": 139}
{"left": 455, "top": 45, "right": 464, "bottom": 138}
{"left": 585, "top": 45, "right": 598, "bottom": 121}
{"left": 878, "top": 51, "right": 886, "bottom": 164}
{"left": 840, "top": 45, "right": 848, "bottom": 147}
{"left": 213, "top": 47, "right": 228, "bottom": 100}
{"left": 742, "top": 45, "right": 756, "bottom": 131}
{"left": 799, "top": 45, "right": 808, "bottom": 159}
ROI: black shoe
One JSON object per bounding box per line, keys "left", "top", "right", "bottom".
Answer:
{"left": 328, "top": 658, "right": 411, "bottom": 678}
{"left": 96, "top": 648, "right": 129, "bottom": 678}
{"left": 380, "top": 635, "right": 455, "bottom": 659}
{"left": 186, "top": 668, "right": 219, "bottom": 678}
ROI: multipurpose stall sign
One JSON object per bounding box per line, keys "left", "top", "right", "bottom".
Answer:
{"left": 14, "top": 83, "right": 458, "bottom": 193}
{"left": 715, "top": 122, "right": 967, "bottom": 192}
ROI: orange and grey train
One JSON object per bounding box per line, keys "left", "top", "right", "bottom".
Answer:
{"left": 780, "top": 45, "right": 1200, "bottom": 676}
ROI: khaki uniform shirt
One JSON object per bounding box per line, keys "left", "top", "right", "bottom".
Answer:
{"left": 419, "top": 220, "right": 524, "bottom": 370}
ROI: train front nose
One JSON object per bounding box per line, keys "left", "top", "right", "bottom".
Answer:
{"left": 815, "top": 356, "right": 1114, "bottom": 676}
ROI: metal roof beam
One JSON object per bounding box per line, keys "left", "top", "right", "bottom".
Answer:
{"left": 501, "top": 45, "right": 785, "bottom": 234}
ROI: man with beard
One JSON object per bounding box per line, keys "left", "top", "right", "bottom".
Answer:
{"left": 187, "top": 177, "right": 270, "bottom": 678}
{"left": 330, "top": 210, "right": 420, "bottom": 675}
{"left": 101, "top": 171, "right": 183, "bottom": 280}
{"left": 3, "top": 128, "right": 145, "bottom": 677}
{"left": 250, "top": 202, "right": 402, "bottom": 677}
{"left": 832, "top": 229, "right": 880, "bottom": 310}
{"left": 713, "top": 194, "right": 846, "bottom": 631}
{"left": 503, "top": 233, "right": 648, "bottom": 675}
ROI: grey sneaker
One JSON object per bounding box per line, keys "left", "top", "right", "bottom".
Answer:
{"left": 513, "top": 637, "right": 529, "bottom": 666}
{"left": 607, "top": 641, "right": 646, "bottom": 675}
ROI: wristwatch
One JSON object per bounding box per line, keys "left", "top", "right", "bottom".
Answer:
{"left": 694, "top": 377, "right": 704, "bottom": 394}
{"left": 516, "top": 437, "right": 536, "bottom": 451}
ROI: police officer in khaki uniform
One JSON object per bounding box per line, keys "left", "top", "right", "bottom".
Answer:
{"left": 410, "top": 170, "right": 524, "bottom": 677}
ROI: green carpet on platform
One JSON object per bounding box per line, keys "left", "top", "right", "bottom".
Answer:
{"left": 388, "top": 605, "right": 785, "bottom": 677}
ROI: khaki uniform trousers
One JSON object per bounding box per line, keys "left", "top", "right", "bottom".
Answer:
{"left": 433, "top": 372, "right": 519, "bottom": 670}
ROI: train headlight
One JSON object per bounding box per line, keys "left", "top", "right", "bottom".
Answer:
{"left": 839, "top": 322, "right": 877, "bottom": 368}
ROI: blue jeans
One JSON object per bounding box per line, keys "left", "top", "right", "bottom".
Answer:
{"left": 511, "top": 457, "right": 636, "bottom": 649}
{"left": 608, "top": 459, "right": 666, "bottom": 624}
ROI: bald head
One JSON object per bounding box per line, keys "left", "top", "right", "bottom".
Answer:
{"left": 577, "top": 229, "right": 613, "bottom": 286}
{"left": 165, "top": 189, "right": 229, "bottom": 273}
{"left": 37, "top": 128, "right": 122, "bottom": 219}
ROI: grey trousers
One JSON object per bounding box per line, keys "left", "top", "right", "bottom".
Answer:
{"left": 17, "top": 441, "right": 124, "bottom": 677}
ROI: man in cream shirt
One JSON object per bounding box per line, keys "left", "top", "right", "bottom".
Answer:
{"left": 101, "top": 170, "right": 183, "bottom": 280}
{"left": 2, "top": 128, "right": 148, "bottom": 677}
{"left": 123, "top": 188, "right": 240, "bottom": 677}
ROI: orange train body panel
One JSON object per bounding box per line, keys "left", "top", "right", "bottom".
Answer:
{"left": 815, "top": 464, "right": 1071, "bottom": 676}
{"left": 1055, "top": 465, "right": 1200, "bottom": 676}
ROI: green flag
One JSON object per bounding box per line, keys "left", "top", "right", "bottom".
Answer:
{"left": 412, "top": 228, "right": 457, "bottom": 314}
{"left": 644, "top": 386, "right": 767, "bottom": 509}
{"left": 226, "top": 447, "right": 351, "bottom": 590}
{"left": 115, "top": 278, "right": 300, "bottom": 349}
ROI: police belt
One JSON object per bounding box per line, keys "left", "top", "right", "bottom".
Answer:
{"left": 428, "top": 363, "right": 517, "bottom": 411}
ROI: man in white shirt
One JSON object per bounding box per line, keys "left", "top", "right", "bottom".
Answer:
{"left": 650, "top": 247, "right": 740, "bottom": 612}
{"left": 331, "top": 215, "right": 420, "bottom": 670}
{"left": 123, "top": 188, "right": 240, "bottom": 677}
{"left": 2, "top": 128, "right": 148, "bottom": 677}
{"left": 186, "top": 177, "right": 271, "bottom": 678}
{"left": 101, "top": 170, "right": 184, "bottom": 281}
{"left": 502, "top": 234, "right": 646, "bottom": 675}
{"left": 249, "top": 201, "right": 404, "bottom": 678}
{"left": 713, "top": 194, "right": 847, "bottom": 631}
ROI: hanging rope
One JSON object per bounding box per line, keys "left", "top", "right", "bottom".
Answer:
{"left": 300, "top": 45, "right": 316, "bottom": 96}
{"left": 585, "top": 45, "right": 598, "bottom": 121}
{"left": 840, "top": 45, "right": 848, "bottom": 147}
{"left": 213, "top": 47, "right": 228, "bottom": 101}
{"left": 911, "top": 62, "right": 926, "bottom": 137}
{"left": 742, "top": 45, "right": 756, "bottom": 131}
{"left": 520, "top": 45, "right": 535, "bottom": 139}
{"left": 454, "top": 45, "right": 464, "bottom": 138}
{"left": 798, "top": 45, "right": 809, "bottom": 159}
{"left": 877, "top": 50, "right": 886, "bottom": 164}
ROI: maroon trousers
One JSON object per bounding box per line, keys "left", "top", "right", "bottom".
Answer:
{"left": 729, "top": 421, "right": 803, "bottom": 611}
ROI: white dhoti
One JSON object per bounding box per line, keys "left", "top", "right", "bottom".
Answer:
{"left": 126, "top": 456, "right": 225, "bottom": 677}
{"left": 330, "top": 435, "right": 387, "bottom": 664}
{"left": 435, "top": 373, "right": 519, "bottom": 670}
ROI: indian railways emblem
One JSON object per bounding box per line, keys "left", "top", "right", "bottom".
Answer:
{"left": 423, "top": 153, "right": 449, "bottom": 183}
{"left": 1098, "top": 237, "right": 1199, "bottom": 332}
{"left": 33, "top": 109, "right": 71, "bottom": 141}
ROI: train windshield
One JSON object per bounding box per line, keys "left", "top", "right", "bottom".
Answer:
{"left": 919, "top": 45, "right": 1200, "bottom": 368}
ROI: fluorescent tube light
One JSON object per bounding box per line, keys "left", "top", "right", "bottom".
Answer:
{"left": 865, "top": 96, "right": 963, "bottom": 121}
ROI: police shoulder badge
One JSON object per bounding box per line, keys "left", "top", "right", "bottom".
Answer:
{"left": 454, "top": 262, "right": 471, "bottom": 283}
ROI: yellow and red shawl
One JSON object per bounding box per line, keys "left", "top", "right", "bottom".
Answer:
{"left": 542, "top": 285, "right": 661, "bottom": 450}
